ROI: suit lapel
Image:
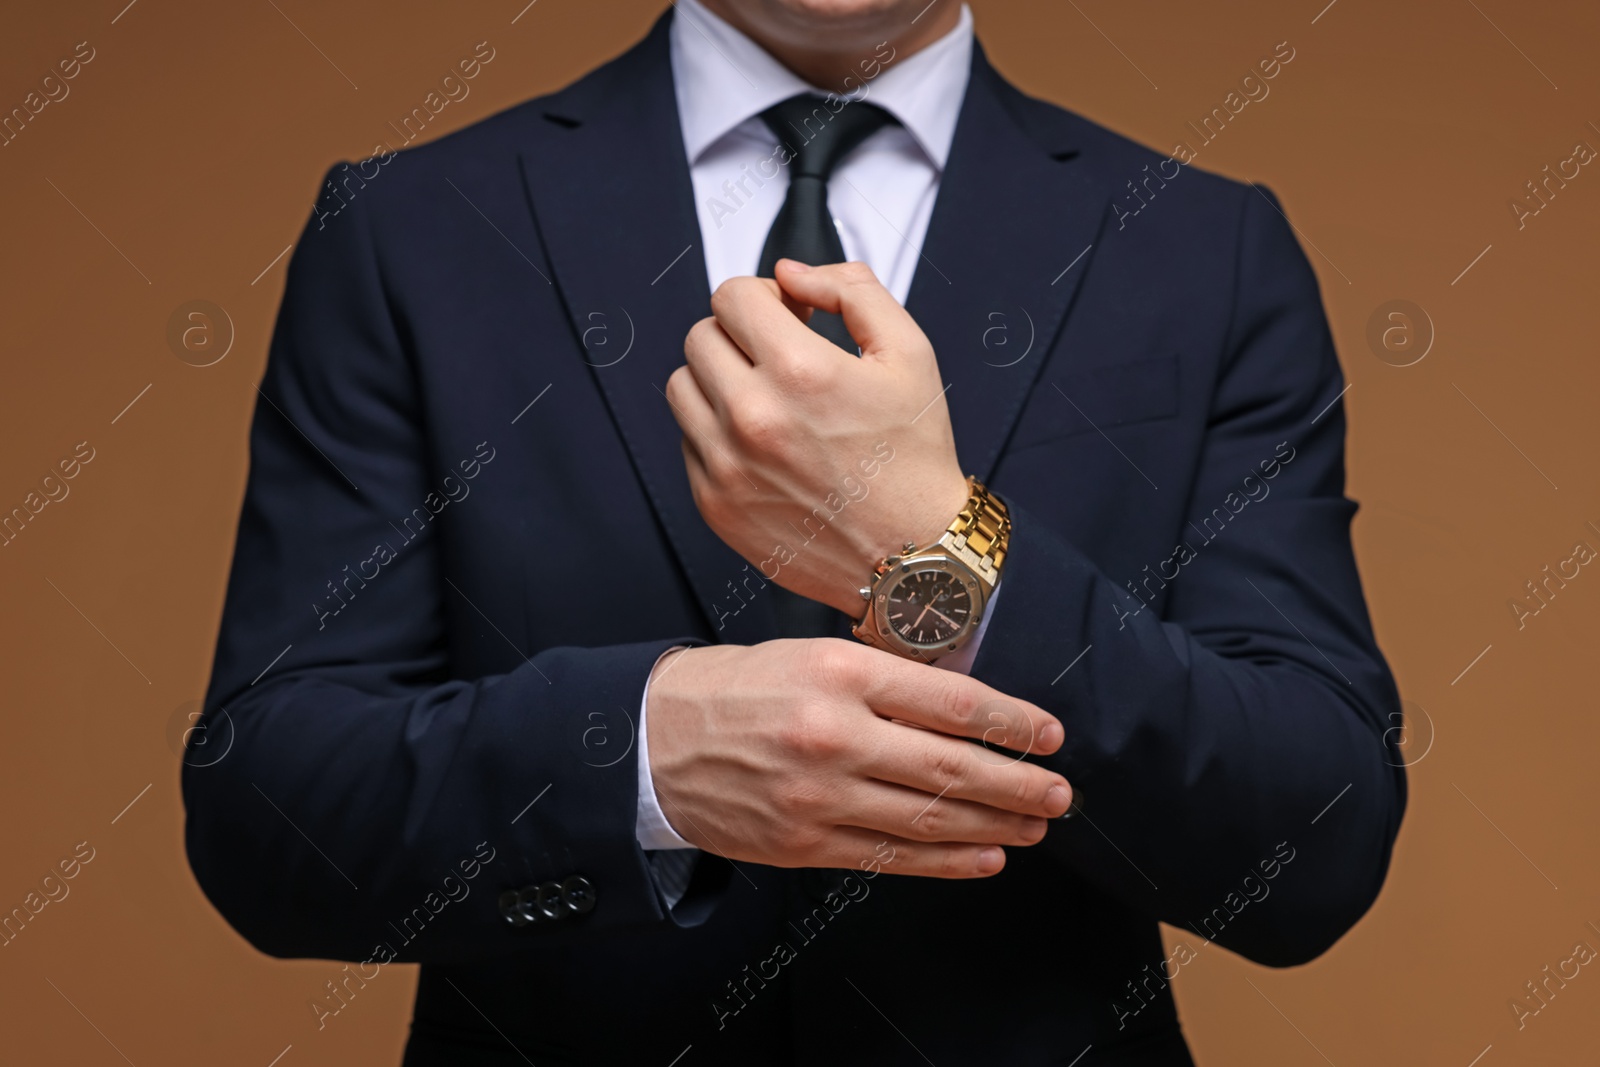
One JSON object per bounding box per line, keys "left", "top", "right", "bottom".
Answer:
{"left": 907, "top": 44, "right": 1111, "bottom": 483}
{"left": 519, "top": 16, "right": 780, "bottom": 644}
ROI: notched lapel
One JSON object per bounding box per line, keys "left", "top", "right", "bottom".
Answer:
{"left": 517, "top": 16, "right": 780, "bottom": 644}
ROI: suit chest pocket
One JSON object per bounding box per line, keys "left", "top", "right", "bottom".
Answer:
{"left": 1007, "top": 353, "right": 1180, "bottom": 452}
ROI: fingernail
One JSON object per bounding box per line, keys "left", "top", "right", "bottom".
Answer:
{"left": 1041, "top": 721, "right": 1063, "bottom": 750}
{"left": 779, "top": 258, "right": 811, "bottom": 272}
{"left": 977, "top": 847, "right": 1004, "bottom": 874}
{"left": 1046, "top": 785, "right": 1071, "bottom": 816}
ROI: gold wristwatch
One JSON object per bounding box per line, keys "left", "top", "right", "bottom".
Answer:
{"left": 852, "top": 476, "right": 1010, "bottom": 661}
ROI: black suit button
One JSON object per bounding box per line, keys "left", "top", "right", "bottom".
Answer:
{"left": 1063, "top": 788, "right": 1086, "bottom": 820}
{"left": 520, "top": 880, "right": 566, "bottom": 922}
{"left": 499, "top": 888, "right": 531, "bottom": 927}
{"left": 561, "top": 875, "right": 597, "bottom": 915}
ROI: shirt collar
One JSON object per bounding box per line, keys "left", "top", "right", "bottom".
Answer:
{"left": 669, "top": 0, "right": 973, "bottom": 171}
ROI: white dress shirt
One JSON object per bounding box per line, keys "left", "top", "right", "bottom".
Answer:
{"left": 635, "top": 0, "right": 999, "bottom": 901}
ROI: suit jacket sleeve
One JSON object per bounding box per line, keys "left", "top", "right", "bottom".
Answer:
{"left": 182, "top": 167, "right": 721, "bottom": 966}
{"left": 973, "top": 186, "right": 1407, "bottom": 967}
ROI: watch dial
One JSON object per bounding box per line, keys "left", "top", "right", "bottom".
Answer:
{"left": 884, "top": 568, "right": 973, "bottom": 648}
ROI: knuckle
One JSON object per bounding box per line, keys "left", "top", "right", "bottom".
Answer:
{"left": 697, "top": 448, "right": 739, "bottom": 494}
{"left": 775, "top": 815, "right": 822, "bottom": 855}
{"left": 839, "top": 261, "right": 875, "bottom": 284}
{"left": 939, "top": 847, "right": 971, "bottom": 879}
{"left": 664, "top": 365, "right": 686, "bottom": 404}
{"left": 708, "top": 278, "right": 748, "bottom": 318}
{"left": 932, "top": 679, "right": 976, "bottom": 734}
{"left": 912, "top": 802, "right": 949, "bottom": 840}
{"left": 772, "top": 776, "right": 822, "bottom": 818}
{"left": 928, "top": 745, "right": 969, "bottom": 791}
{"left": 802, "top": 638, "right": 864, "bottom": 694}
{"left": 688, "top": 475, "right": 725, "bottom": 524}
{"left": 776, "top": 702, "right": 844, "bottom": 762}
{"left": 727, "top": 398, "right": 784, "bottom": 450}
{"left": 972, "top": 699, "right": 1023, "bottom": 750}
{"left": 684, "top": 316, "right": 718, "bottom": 355}
{"left": 1010, "top": 767, "right": 1043, "bottom": 812}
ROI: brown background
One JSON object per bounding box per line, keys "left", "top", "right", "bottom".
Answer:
{"left": 1, "top": 0, "right": 1596, "bottom": 1063}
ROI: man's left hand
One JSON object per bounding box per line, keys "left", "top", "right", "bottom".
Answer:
{"left": 666, "top": 259, "right": 968, "bottom": 617}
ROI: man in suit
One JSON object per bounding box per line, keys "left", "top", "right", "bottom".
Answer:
{"left": 183, "top": 1, "right": 1407, "bottom": 1063}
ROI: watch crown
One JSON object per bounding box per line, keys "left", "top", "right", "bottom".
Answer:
{"left": 858, "top": 586, "right": 871, "bottom": 601}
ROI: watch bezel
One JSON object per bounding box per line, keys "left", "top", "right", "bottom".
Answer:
{"left": 861, "top": 552, "right": 985, "bottom": 660}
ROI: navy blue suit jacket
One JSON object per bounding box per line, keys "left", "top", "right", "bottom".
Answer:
{"left": 185, "top": 13, "right": 1406, "bottom": 1066}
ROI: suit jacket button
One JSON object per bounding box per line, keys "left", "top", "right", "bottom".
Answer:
{"left": 533, "top": 880, "right": 567, "bottom": 921}
{"left": 515, "top": 885, "right": 547, "bottom": 924}
{"left": 499, "top": 888, "right": 531, "bottom": 926}
{"left": 1063, "top": 787, "right": 1086, "bottom": 820}
{"left": 561, "top": 875, "right": 597, "bottom": 915}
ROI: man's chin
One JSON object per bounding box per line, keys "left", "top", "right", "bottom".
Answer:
{"left": 706, "top": 0, "right": 931, "bottom": 43}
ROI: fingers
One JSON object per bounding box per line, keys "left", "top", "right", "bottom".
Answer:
{"left": 708, "top": 276, "right": 814, "bottom": 351}
{"left": 812, "top": 825, "right": 1009, "bottom": 880}
{"left": 772, "top": 259, "right": 923, "bottom": 358}
{"left": 847, "top": 779, "right": 1050, "bottom": 847}
{"left": 862, "top": 653, "right": 1065, "bottom": 758}
{"left": 663, "top": 363, "right": 719, "bottom": 457}
{"left": 866, "top": 722, "right": 1072, "bottom": 821}
{"left": 681, "top": 316, "right": 749, "bottom": 414}
{"left": 708, "top": 275, "right": 852, "bottom": 390}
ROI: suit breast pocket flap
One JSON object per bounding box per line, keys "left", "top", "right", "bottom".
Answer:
{"left": 1010, "top": 353, "right": 1180, "bottom": 451}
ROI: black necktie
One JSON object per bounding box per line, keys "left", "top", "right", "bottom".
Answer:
{"left": 754, "top": 95, "right": 896, "bottom": 640}
{"left": 757, "top": 94, "right": 898, "bottom": 354}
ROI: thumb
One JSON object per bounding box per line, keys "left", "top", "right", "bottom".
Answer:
{"left": 774, "top": 259, "right": 926, "bottom": 360}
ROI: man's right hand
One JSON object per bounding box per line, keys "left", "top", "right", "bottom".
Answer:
{"left": 644, "top": 638, "right": 1073, "bottom": 879}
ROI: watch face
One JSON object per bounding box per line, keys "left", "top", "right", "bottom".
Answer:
{"left": 881, "top": 565, "right": 975, "bottom": 650}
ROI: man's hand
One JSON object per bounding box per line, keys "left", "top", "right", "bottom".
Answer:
{"left": 645, "top": 639, "right": 1073, "bottom": 878}
{"left": 666, "top": 260, "right": 968, "bottom": 616}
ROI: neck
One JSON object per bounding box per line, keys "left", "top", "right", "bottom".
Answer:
{"left": 695, "top": 1, "right": 962, "bottom": 90}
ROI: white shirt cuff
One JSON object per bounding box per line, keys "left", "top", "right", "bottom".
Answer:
{"left": 929, "top": 580, "right": 1000, "bottom": 675}
{"left": 636, "top": 646, "right": 698, "bottom": 851}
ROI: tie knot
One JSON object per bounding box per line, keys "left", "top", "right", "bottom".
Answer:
{"left": 759, "top": 94, "right": 898, "bottom": 180}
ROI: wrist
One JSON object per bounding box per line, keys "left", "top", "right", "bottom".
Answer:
{"left": 860, "top": 472, "right": 969, "bottom": 568}
{"left": 916, "top": 473, "right": 976, "bottom": 548}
